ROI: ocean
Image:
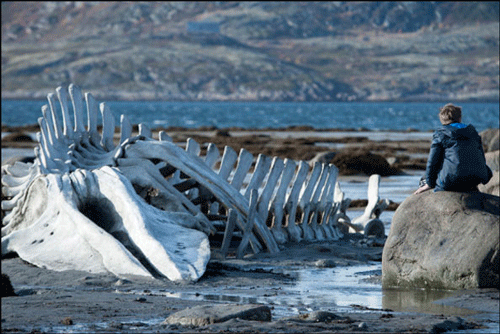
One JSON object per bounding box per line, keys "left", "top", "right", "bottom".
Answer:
{"left": 2, "top": 100, "right": 499, "bottom": 132}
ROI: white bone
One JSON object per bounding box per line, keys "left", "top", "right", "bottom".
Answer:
{"left": 244, "top": 154, "right": 271, "bottom": 199}
{"left": 237, "top": 189, "right": 258, "bottom": 259}
{"left": 68, "top": 84, "right": 86, "bottom": 134}
{"left": 55, "top": 86, "right": 74, "bottom": 139}
{"left": 316, "top": 165, "right": 339, "bottom": 240}
{"left": 100, "top": 102, "right": 116, "bottom": 151}
{"left": 229, "top": 149, "right": 253, "bottom": 190}
{"left": 85, "top": 92, "right": 101, "bottom": 146}
{"left": 124, "top": 140, "right": 279, "bottom": 253}
{"left": 217, "top": 146, "right": 237, "bottom": 180}
{"left": 204, "top": 143, "right": 220, "bottom": 169}
{"left": 159, "top": 131, "right": 172, "bottom": 142}
{"left": 256, "top": 157, "right": 284, "bottom": 224}
{"left": 284, "top": 161, "right": 309, "bottom": 242}
{"left": 351, "top": 174, "right": 385, "bottom": 234}
{"left": 138, "top": 123, "right": 152, "bottom": 138}
{"left": 298, "top": 162, "right": 323, "bottom": 240}
{"left": 307, "top": 164, "right": 331, "bottom": 240}
{"left": 269, "top": 159, "right": 296, "bottom": 244}
{"left": 1, "top": 84, "right": 390, "bottom": 282}
{"left": 47, "top": 93, "right": 64, "bottom": 141}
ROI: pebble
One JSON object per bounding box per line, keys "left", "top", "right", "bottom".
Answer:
{"left": 314, "top": 259, "right": 336, "bottom": 268}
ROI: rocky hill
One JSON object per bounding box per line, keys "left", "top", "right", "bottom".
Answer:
{"left": 1, "top": 1, "right": 498, "bottom": 102}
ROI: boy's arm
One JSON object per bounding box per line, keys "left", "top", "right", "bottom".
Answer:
{"left": 425, "top": 134, "right": 444, "bottom": 188}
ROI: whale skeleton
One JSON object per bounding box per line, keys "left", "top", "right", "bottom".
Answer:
{"left": 1, "top": 84, "right": 387, "bottom": 282}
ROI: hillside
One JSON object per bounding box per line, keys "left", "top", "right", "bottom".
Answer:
{"left": 1, "top": 1, "right": 499, "bottom": 102}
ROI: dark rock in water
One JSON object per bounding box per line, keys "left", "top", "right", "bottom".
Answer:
{"left": 293, "top": 311, "right": 350, "bottom": 323}
{"left": 2, "top": 273, "right": 16, "bottom": 297}
{"left": 430, "top": 317, "right": 469, "bottom": 334}
{"left": 309, "top": 151, "right": 337, "bottom": 166}
{"left": 382, "top": 191, "right": 499, "bottom": 290}
{"left": 2, "top": 132, "right": 35, "bottom": 143}
{"left": 364, "top": 218, "right": 386, "bottom": 238}
{"left": 215, "top": 129, "right": 231, "bottom": 137}
{"left": 332, "top": 150, "right": 400, "bottom": 176}
{"left": 164, "top": 304, "right": 271, "bottom": 326}
{"left": 3, "top": 156, "right": 36, "bottom": 166}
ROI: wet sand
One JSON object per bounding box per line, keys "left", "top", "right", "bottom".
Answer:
{"left": 2, "top": 126, "right": 499, "bottom": 333}
{"left": 2, "top": 244, "right": 498, "bottom": 333}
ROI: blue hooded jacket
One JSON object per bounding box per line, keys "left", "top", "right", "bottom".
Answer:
{"left": 425, "top": 123, "right": 493, "bottom": 191}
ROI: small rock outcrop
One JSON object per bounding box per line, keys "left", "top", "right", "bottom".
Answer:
{"left": 480, "top": 128, "right": 499, "bottom": 152}
{"left": 382, "top": 191, "right": 499, "bottom": 290}
{"left": 164, "top": 304, "right": 272, "bottom": 326}
{"left": 332, "top": 150, "right": 400, "bottom": 176}
{"left": 484, "top": 150, "right": 499, "bottom": 171}
{"left": 479, "top": 170, "right": 499, "bottom": 196}
{"left": 479, "top": 150, "right": 499, "bottom": 196}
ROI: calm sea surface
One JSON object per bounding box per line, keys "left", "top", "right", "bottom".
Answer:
{"left": 2, "top": 100, "right": 499, "bottom": 132}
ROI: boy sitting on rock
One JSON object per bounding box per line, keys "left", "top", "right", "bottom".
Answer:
{"left": 414, "top": 103, "right": 492, "bottom": 194}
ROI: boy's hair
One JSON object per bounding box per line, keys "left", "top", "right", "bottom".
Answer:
{"left": 439, "top": 103, "right": 462, "bottom": 125}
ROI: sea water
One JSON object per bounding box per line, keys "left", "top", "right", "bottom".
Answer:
{"left": 1, "top": 100, "right": 499, "bottom": 132}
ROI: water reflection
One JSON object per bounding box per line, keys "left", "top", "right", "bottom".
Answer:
{"left": 382, "top": 288, "right": 478, "bottom": 316}
{"left": 118, "top": 265, "right": 479, "bottom": 319}
{"left": 203, "top": 294, "right": 259, "bottom": 304}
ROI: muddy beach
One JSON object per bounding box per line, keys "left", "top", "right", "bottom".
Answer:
{"left": 2, "top": 126, "right": 499, "bottom": 333}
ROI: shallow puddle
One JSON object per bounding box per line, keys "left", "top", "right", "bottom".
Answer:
{"left": 120, "top": 263, "right": 479, "bottom": 320}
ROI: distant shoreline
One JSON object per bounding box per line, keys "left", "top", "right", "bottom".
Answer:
{"left": 2, "top": 94, "right": 498, "bottom": 104}
{"left": 1, "top": 123, "right": 435, "bottom": 134}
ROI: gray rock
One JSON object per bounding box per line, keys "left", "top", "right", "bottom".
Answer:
{"left": 164, "top": 304, "right": 272, "bottom": 326}
{"left": 382, "top": 191, "right": 499, "bottom": 290}
{"left": 309, "top": 151, "right": 336, "bottom": 166}
{"left": 332, "top": 151, "right": 400, "bottom": 176}
{"left": 364, "top": 218, "right": 385, "bottom": 238}
{"left": 479, "top": 170, "right": 499, "bottom": 197}
{"left": 314, "top": 259, "right": 336, "bottom": 268}
{"left": 358, "top": 321, "right": 368, "bottom": 330}
{"left": 431, "top": 316, "right": 466, "bottom": 334}
{"left": 479, "top": 150, "right": 499, "bottom": 196}
{"left": 484, "top": 150, "right": 499, "bottom": 172}
{"left": 386, "top": 157, "right": 398, "bottom": 166}
{"left": 480, "top": 128, "right": 500, "bottom": 152}
{"left": 488, "top": 131, "right": 499, "bottom": 152}
{"left": 284, "top": 310, "right": 348, "bottom": 323}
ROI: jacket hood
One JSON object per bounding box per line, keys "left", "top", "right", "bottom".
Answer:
{"left": 437, "top": 124, "right": 478, "bottom": 140}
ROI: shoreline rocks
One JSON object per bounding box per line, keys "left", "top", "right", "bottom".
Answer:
{"left": 382, "top": 191, "right": 499, "bottom": 290}
{"left": 164, "top": 304, "right": 272, "bottom": 326}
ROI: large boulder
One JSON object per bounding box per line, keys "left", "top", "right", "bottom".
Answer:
{"left": 480, "top": 128, "right": 499, "bottom": 152}
{"left": 484, "top": 150, "right": 499, "bottom": 172}
{"left": 479, "top": 170, "right": 499, "bottom": 197}
{"left": 479, "top": 150, "right": 499, "bottom": 196}
{"left": 382, "top": 191, "right": 499, "bottom": 290}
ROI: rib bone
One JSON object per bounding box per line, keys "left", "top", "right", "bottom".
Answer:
{"left": 2, "top": 84, "right": 389, "bottom": 280}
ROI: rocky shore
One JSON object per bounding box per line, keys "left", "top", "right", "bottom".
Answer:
{"left": 2, "top": 125, "right": 499, "bottom": 333}
{"left": 2, "top": 239, "right": 499, "bottom": 333}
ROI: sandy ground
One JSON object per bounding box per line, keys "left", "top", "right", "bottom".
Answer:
{"left": 2, "top": 126, "right": 499, "bottom": 333}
